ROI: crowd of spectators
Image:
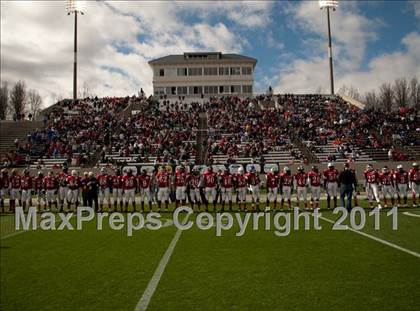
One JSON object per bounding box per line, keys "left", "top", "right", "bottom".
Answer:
{"left": 7, "top": 93, "right": 419, "bottom": 168}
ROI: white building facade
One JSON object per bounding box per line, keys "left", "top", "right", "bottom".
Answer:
{"left": 148, "top": 52, "right": 257, "bottom": 97}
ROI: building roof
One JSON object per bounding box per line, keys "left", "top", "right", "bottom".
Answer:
{"left": 148, "top": 52, "right": 257, "bottom": 66}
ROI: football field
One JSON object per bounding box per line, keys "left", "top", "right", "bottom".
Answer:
{"left": 1, "top": 202, "right": 420, "bottom": 311}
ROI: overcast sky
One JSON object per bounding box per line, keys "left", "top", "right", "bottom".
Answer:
{"left": 1, "top": 1, "right": 419, "bottom": 107}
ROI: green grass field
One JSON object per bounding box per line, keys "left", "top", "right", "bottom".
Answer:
{"left": 1, "top": 200, "right": 420, "bottom": 311}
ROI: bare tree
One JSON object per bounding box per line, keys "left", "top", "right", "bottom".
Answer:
{"left": 27, "top": 89, "right": 43, "bottom": 119}
{"left": 338, "top": 84, "right": 361, "bottom": 101}
{"left": 364, "top": 91, "right": 379, "bottom": 110}
{"left": 10, "top": 80, "right": 27, "bottom": 118}
{"left": 0, "top": 81, "right": 9, "bottom": 120}
{"left": 409, "top": 77, "right": 419, "bottom": 108}
{"left": 379, "top": 83, "right": 394, "bottom": 111}
{"left": 393, "top": 78, "right": 409, "bottom": 107}
{"left": 82, "top": 81, "right": 92, "bottom": 99}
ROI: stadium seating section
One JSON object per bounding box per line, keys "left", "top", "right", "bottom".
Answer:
{"left": 1, "top": 94, "right": 418, "bottom": 169}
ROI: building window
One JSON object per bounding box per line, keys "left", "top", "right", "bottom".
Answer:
{"left": 177, "top": 68, "right": 187, "bottom": 76}
{"left": 231, "top": 85, "right": 241, "bottom": 93}
{"left": 219, "top": 67, "right": 230, "bottom": 75}
{"left": 242, "top": 85, "right": 253, "bottom": 93}
{"left": 204, "top": 86, "right": 218, "bottom": 94}
{"left": 159, "top": 69, "right": 164, "bottom": 77}
{"left": 189, "top": 86, "right": 203, "bottom": 95}
{"left": 188, "top": 67, "right": 203, "bottom": 76}
{"left": 177, "top": 86, "right": 188, "bottom": 95}
{"left": 219, "top": 85, "right": 230, "bottom": 94}
{"left": 242, "top": 67, "right": 252, "bottom": 75}
{"left": 204, "top": 67, "right": 218, "bottom": 76}
{"left": 230, "top": 67, "right": 241, "bottom": 75}
{"left": 154, "top": 87, "right": 165, "bottom": 95}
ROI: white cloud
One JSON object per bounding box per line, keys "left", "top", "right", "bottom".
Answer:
{"left": 1, "top": 1, "right": 260, "bottom": 108}
{"left": 274, "top": 1, "right": 419, "bottom": 95}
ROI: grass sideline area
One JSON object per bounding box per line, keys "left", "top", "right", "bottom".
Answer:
{"left": 1, "top": 200, "right": 420, "bottom": 310}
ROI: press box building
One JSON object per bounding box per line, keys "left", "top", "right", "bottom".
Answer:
{"left": 148, "top": 52, "right": 257, "bottom": 97}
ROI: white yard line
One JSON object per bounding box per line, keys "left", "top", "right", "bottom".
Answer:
{"left": 1, "top": 230, "right": 27, "bottom": 240}
{"left": 134, "top": 214, "right": 190, "bottom": 311}
{"left": 319, "top": 215, "right": 420, "bottom": 259}
{"left": 402, "top": 212, "right": 420, "bottom": 218}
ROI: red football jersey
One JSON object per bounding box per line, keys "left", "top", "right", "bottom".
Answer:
{"left": 294, "top": 172, "right": 307, "bottom": 187}
{"left": 43, "top": 176, "right": 58, "bottom": 190}
{"left": 138, "top": 174, "right": 151, "bottom": 189}
{"left": 188, "top": 174, "right": 200, "bottom": 189}
{"left": 122, "top": 175, "right": 137, "bottom": 190}
{"left": 409, "top": 168, "right": 420, "bottom": 184}
{"left": 203, "top": 171, "right": 216, "bottom": 188}
{"left": 308, "top": 171, "right": 321, "bottom": 187}
{"left": 10, "top": 175, "right": 21, "bottom": 189}
{"left": 266, "top": 172, "right": 279, "bottom": 188}
{"left": 34, "top": 176, "right": 44, "bottom": 191}
{"left": 236, "top": 174, "right": 247, "bottom": 188}
{"left": 156, "top": 172, "right": 170, "bottom": 188}
{"left": 364, "top": 170, "right": 378, "bottom": 184}
{"left": 112, "top": 175, "right": 123, "bottom": 189}
{"left": 379, "top": 173, "right": 393, "bottom": 186}
{"left": 67, "top": 175, "right": 80, "bottom": 190}
{"left": 394, "top": 171, "right": 408, "bottom": 184}
{"left": 323, "top": 168, "right": 339, "bottom": 183}
{"left": 20, "top": 176, "right": 33, "bottom": 190}
{"left": 175, "top": 172, "right": 187, "bottom": 187}
{"left": 58, "top": 172, "right": 68, "bottom": 187}
{"left": 280, "top": 173, "right": 294, "bottom": 186}
{"left": 97, "top": 174, "right": 111, "bottom": 189}
{"left": 221, "top": 173, "right": 234, "bottom": 188}
{"left": 245, "top": 172, "right": 261, "bottom": 186}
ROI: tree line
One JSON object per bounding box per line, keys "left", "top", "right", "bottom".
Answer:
{"left": 339, "top": 76, "right": 419, "bottom": 111}
{"left": 0, "top": 80, "right": 43, "bottom": 120}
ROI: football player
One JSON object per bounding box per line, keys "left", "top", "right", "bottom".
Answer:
{"left": 20, "top": 169, "right": 33, "bottom": 211}
{"left": 235, "top": 167, "right": 247, "bottom": 211}
{"left": 111, "top": 169, "right": 123, "bottom": 211}
{"left": 409, "top": 162, "right": 420, "bottom": 207}
{"left": 97, "top": 168, "right": 111, "bottom": 211}
{"left": 394, "top": 164, "right": 409, "bottom": 207}
{"left": 138, "top": 169, "right": 152, "bottom": 211}
{"left": 188, "top": 167, "right": 201, "bottom": 211}
{"left": 364, "top": 164, "right": 381, "bottom": 208}
{"left": 44, "top": 171, "right": 58, "bottom": 211}
{"left": 266, "top": 167, "right": 279, "bottom": 209}
{"left": 308, "top": 166, "right": 322, "bottom": 209}
{"left": 323, "top": 163, "right": 339, "bottom": 209}
{"left": 280, "top": 166, "right": 293, "bottom": 209}
{"left": 220, "top": 167, "right": 234, "bottom": 211}
{"left": 203, "top": 166, "right": 217, "bottom": 210}
{"left": 294, "top": 166, "right": 308, "bottom": 209}
{"left": 245, "top": 166, "right": 261, "bottom": 211}
{"left": 122, "top": 169, "right": 137, "bottom": 212}
{"left": 57, "top": 166, "right": 69, "bottom": 211}
{"left": 174, "top": 166, "right": 188, "bottom": 208}
{"left": 67, "top": 170, "right": 80, "bottom": 211}
{"left": 9, "top": 169, "right": 21, "bottom": 212}
{"left": 156, "top": 166, "right": 170, "bottom": 211}
{"left": 0, "top": 169, "right": 9, "bottom": 212}
{"left": 34, "top": 171, "right": 45, "bottom": 211}
{"left": 379, "top": 166, "right": 396, "bottom": 208}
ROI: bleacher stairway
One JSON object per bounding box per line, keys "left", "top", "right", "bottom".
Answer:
{"left": 0, "top": 121, "right": 43, "bottom": 155}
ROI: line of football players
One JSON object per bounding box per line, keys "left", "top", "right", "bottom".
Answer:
{"left": 0, "top": 162, "right": 419, "bottom": 213}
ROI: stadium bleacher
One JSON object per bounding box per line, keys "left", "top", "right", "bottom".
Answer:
{"left": 2, "top": 93, "right": 418, "bottom": 170}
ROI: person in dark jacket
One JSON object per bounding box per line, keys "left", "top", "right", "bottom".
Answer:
{"left": 338, "top": 163, "right": 358, "bottom": 211}
{"left": 86, "top": 172, "right": 99, "bottom": 211}
{"left": 80, "top": 172, "right": 89, "bottom": 207}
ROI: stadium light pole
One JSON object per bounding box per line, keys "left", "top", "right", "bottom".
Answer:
{"left": 319, "top": 0, "right": 338, "bottom": 95}
{"left": 66, "top": 0, "right": 85, "bottom": 104}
